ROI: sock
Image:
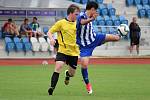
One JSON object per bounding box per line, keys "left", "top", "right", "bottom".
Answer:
{"left": 65, "top": 71, "right": 71, "bottom": 80}
{"left": 81, "top": 68, "right": 89, "bottom": 84}
{"left": 50, "top": 72, "right": 59, "bottom": 89}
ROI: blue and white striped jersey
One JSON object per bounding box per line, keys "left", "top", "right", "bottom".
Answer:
{"left": 76, "top": 12, "right": 97, "bottom": 47}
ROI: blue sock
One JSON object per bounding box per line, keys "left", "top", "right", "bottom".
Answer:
{"left": 81, "top": 68, "right": 89, "bottom": 84}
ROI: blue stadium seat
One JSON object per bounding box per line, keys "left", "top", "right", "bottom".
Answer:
{"left": 101, "top": 27, "right": 107, "bottom": 34}
{"left": 119, "top": 15, "right": 128, "bottom": 25}
{"left": 141, "top": 0, "right": 148, "bottom": 5}
{"left": 111, "top": 16, "right": 121, "bottom": 26}
{"left": 93, "top": 26, "right": 99, "bottom": 33}
{"left": 99, "top": 4, "right": 108, "bottom": 16}
{"left": 81, "top": 0, "right": 88, "bottom": 4}
{"left": 143, "top": 5, "right": 150, "bottom": 17}
{"left": 13, "top": 37, "right": 23, "bottom": 52}
{"left": 73, "top": 0, "right": 80, "bottom": 3}
{"left": 22, "top": 37, "right": 32, "bottom": 54}
{"left": 5, "top": 37, "right": 15, "bottom": 55}
{"left": 134, "top": 0, "right": 141, "bottom": 5}
{"left": 137, "top": 5, "right": 146, "bottom": 17}
{"left": 96, "top": 0, "right": 103, "bottom": 4}
{"left": 92, "top": 20, "right": 98, "bottom": 25}
{"left": 104, "top": 16, "right": 113, "bottom": 26}
{"left": 43, "top": 26, "right": 49, "bottom": 38}
{"left": 107, "top": 4, "right": 116, "bottom": 16}
{"left": 126, "top": 0, "right": 134, "bottom": 6}
{"left": 108, "top": 27, "right": 116, "bottom": 34}
{"left": 96, "top": 16, "right": 105, "bottom": 25}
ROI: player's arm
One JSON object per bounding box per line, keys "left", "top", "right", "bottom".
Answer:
{"left": 80, "top": 13, "right": 99, "bottom": 25}
{"left": 47, "top": 31, "right": 56, "bottom": 46}
{"left": 47, "top": 21, "right": 61, "bottom": 46}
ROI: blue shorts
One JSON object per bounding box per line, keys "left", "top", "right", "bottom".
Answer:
{"left": 79, "top": 33, "right": 106, "bottom": 57}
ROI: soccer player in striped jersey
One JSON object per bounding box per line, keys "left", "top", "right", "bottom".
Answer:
{"left": 47, "top": 4, "right": 80, "bottom": 95}
{"left": 76, "top": 1, "right": 121, "bottom": 94}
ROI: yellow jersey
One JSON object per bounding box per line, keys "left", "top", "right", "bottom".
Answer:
{"left": 49, "top": 18, "right": 79, "bottom": 56}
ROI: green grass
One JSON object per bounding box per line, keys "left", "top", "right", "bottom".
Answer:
{"left": 0, "top": 64, "right": 150, "bottom": 100}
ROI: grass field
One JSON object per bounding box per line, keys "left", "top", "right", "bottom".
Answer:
{"left": 0, "top": 64, "right": 150, "bottom": 100}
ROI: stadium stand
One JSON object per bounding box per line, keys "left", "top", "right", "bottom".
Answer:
{"left": 30, "top": 37, "right": 40, "bottom": 53}
{"left": 4, "top": 37, "right": 15, "bottom": 55}
{"left": 13, "top": 37, "right": 23, "bottom": 52}
{"left": 22, "top": 37, "right": 32, "bottom": 55}
{"left": 38, "top": 37, "right": 49, "bottom": 52}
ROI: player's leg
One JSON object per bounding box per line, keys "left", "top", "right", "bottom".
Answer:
{"left": 64, "top": 56, "right": 78, "bottom": 85}
{"left": 136, "top": 44, "right": 139, "bottom": 55}
{"left": 80, "top": 57, "right": 92, "bottom": 94}
{"left": 104, "top": 34, "right": 121, "bottom": 42}
{"left": 48, "top": 53, "right": 66, "bottom": 95}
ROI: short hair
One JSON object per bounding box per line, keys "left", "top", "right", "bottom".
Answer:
{"left": 67, "top": 4, "right": 80, "bottom": 15}
{"left": 24, "top": 18, "right": 29, "bottom": 22}
{"left": 8, "top": 18, "right": 12, "bottom": 22}
{"left": 33, "top": 17, "right": 37, "bottom": 20}
{"left": 86, "top": 1, "right": 98, "bottom": 10}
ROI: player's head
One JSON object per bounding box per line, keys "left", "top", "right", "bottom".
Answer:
{"left": 33, "top": 17, "right": 37, "bottom": 23}
{"left": 24, "top": 18, "right": 29, "bottom": 24}
{"left": 132, "top": 17, "right": 137, "bottom": 23}
{"left": 86, "top": 1, "right": 98, "bottom": 17}
{"left": 8, "top": 18, "right": 12, "bottom": 23}
{"left": 67, "top": 4, "right": 80, "bottom": 21}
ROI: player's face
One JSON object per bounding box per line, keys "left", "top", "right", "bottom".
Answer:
{"left": 90, "top": 8, "right": 97, "bottom": 17}
{"left": 72, "top": 9, "right": 80, "bottom": 21}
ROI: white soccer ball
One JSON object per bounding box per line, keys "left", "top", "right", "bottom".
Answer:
{"left": 42, "top": 60, "right": 48, "bottom": 65}
{"left": 117, "top": 24, "right": 129, "bottom": 36}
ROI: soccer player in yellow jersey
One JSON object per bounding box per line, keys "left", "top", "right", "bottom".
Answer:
{"left": 47, "top": 4, "right": 80, "bottom": 95}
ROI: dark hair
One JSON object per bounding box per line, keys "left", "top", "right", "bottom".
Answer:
{"left": 67, "top": 4, "right": 80, "bottom": 15}
{"left": 8, "top": 18, "right": 12, "bottom": 22}
{"left": 24, "top": 18, "right": 29, "bottom": 22}
{"left": 33, "top": 17, "right": 37, "bottom": 20}
{"left": 86, "top": 1, "right": 98, "bottom": 10}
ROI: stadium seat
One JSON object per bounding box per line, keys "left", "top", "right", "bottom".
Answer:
{"left": 81, "top": 0, "right": 88, "bottom": 4}
{"left": 108, "top": 27, "right": 117, "bottom": 34}
{"left": 111, "top": 16, "right": 121, "bottom": 26}
{"left": 92, "top": 20, "right": 98, "bottom": 25}
{"left": 5, "top": 37, "right": 15, "bottom": 55}
{"left": 93, "top": 26, "right": 99, "bottom": 33}
{"left": 134, "top": 0, "right": 141, "bottom": 5}
{"left": 43, "top": 26, "right": 49, "bottom": 38}
{"left": 38, "top": 37, "right": 49, "bottom": 52}
{"left": 101, "top": 27, "right": 107, "bottom": 34}
{"left": 104, "top": 16, "right": 113, "bottom": 26}
{"left": 30, "top": 37, "right": 40, "bottom": 52}
{"left": 22, "top": 37, "right": 32, "bottom": 54}
{"left": 73, "top": 0, "right": 80, "bottom": 3}
{"left": 96, "top": 16, "right": 105, "bottom": 26}
{"left": 13, "top": 37, "right": 23, "bottom": 52}
{"left": 126, "top": 0, "right": 134, "bottom": 6}
{"left": 143, "top": 5, "right": 150, "bottom": 17}
{"left": 141, "top": 0, "right": 148, "bottom": 5}
{"left": 137, "top": 5, "right": 146, "bottom": 18}
{"left": 107, "top": 4, "right": 116, "bottom": 16}
{"left": 96, "top": 0, "right": 103, "bottom": 4}
{"left": 99, "top": 4, "right": 108, "bottom": 16}
{"left": 119, "top": 15, "right": 128, "bottom": 25}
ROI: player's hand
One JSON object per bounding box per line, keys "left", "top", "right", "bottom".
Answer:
{"left": 92, "top": 12, "right": 99, "bottom": 19}
{"left": 50, "top": 38, "right": 56, "bottom": 46}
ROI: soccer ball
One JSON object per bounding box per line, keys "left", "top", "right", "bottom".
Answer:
{"left": 117, "top": 24, "right": 129, "bottom": 36}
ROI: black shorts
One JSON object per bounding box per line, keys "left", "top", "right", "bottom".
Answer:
{"left": 55, "top": 52, "right": 78, "bottom": 69}
{"left": 130, "top": 37, "right": 140, "bottom": 46}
